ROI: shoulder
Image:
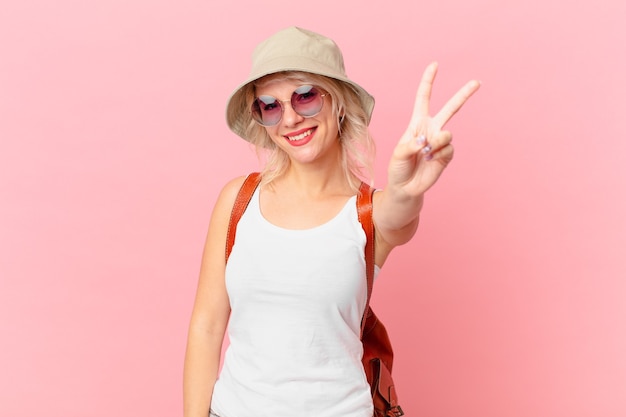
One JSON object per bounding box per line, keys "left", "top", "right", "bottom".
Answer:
{"left": 217, "top": 175, "right": 249, "bottom": 205}
{"left": 208, "top": 175, "right": 249, "bottom": 225}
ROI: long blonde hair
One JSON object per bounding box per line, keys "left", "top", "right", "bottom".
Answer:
{"left": 241, "top": 71, "right": 375, "bottom": 192}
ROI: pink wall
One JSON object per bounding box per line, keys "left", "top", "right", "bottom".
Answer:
{"left": 1, "top": 1, "right": 624, "bottom": 416}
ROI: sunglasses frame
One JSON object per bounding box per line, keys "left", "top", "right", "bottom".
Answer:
{"left": 250, "top": 85, "right": 329, "bottom": 127}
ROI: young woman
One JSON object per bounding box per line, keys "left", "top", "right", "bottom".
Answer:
{"left": 183, "top": 26, "right": 480, "bottom": 417}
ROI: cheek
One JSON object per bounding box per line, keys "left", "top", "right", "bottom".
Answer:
{"left": 252, "top": 127, "right": 279, "bottom": 149}
{"left": 263, "top": 126, "right": 280, "bottom": 139}
{"left": 266, "top": 130, "right": 287, "bottom": 148}
{"left": 325, "top": 116, "right": 340, "bottom": 137}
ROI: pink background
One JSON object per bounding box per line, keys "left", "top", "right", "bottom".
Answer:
{"left": 1, "top": 1, "right": 625, "bottom": 416}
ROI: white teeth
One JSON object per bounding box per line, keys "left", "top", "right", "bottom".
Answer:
{"left": 287, "top": 129, "right": 313, "bottom": 141}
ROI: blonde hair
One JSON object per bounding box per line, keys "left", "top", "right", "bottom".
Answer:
{"left": 241, "top": 72, "right": 375, "bottom": 192}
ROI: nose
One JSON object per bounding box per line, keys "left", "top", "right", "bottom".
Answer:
{"left": 281, "top": 100, "right": 304, "bottom": 126}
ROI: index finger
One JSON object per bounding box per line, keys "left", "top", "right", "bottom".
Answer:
{"left": 433, "top": 79, "right": 481, "bottom": 128}
{"left": 411, "top": 62, "right": 439, "bottom": 123}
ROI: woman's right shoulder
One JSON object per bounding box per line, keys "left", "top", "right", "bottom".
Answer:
{"left": 219, "top": 175, "right": 249, "bottom": 201}
{"left": 203, "top": 175, "right": 251, "bottom": 246}
{"left": 211, "top": 175, "right": 252, "bottom": 218}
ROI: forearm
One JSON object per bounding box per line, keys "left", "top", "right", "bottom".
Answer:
{"left": 378, "top": 185, "right": 424, "bottom": 230}
{"left": 373, "top": 184, "right": 425, "bottom": 249}
{"left": 183, "top": 326, "right": 224, "bottom": 417}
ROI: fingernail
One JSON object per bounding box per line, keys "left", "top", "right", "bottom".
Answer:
{"left": 421, "top": 145, "right": 431, "bottom": 154}
{"left": 424, "top": 154, "right": 433, "bottom": 161}
{"left": 416, "top": 134, "right": 426, "bottom": 145}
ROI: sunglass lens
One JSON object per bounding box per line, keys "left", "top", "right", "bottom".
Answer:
{"left": 252, "top": 95, "right": 283, "bottom": 126}
{"left": 292, "top": 85, "right": 323, "bottom": 117}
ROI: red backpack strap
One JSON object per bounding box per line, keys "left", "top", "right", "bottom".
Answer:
{"left": 225, "top": 172, "right": 262, "bottom": 262}
{"left": 357, "top": 181, "right": 375, "bottom": 337}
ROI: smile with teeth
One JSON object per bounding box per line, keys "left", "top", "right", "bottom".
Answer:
{"left": 286, "top": 128, "right": 314, "bottom": 141}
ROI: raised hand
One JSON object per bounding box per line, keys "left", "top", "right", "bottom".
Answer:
{"left": 387, "top": 62, "right": 480, "bottom": 198}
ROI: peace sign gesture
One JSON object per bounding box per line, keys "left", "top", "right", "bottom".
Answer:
{"left": 387, "top": 62, "right": 480, "bottom": 198}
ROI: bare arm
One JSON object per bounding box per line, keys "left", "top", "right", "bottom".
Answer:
{"left": 183, "top": 176, "right": 246, "bottom": 417}
{"left": 374, "top": 63, "right": 480, "bottom": 261}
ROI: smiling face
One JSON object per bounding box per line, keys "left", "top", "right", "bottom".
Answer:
{"left": 254, "top": 75, "right": 341, "bottom": 167}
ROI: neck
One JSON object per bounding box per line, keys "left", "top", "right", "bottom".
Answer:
{"left": 277, "top": 155, "right": 354, "bottom": 197}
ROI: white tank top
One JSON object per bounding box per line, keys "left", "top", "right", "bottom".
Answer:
{"left": 211, "top": 186, "right": 373, "bottom": 417}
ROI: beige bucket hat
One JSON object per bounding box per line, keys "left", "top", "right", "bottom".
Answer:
{"left": 225, "top": 26, "right": 375, "bottom": 141}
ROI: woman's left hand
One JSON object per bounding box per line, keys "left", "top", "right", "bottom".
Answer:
{"left": 387, "top": 62, "right": 480, "bottom": 198}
